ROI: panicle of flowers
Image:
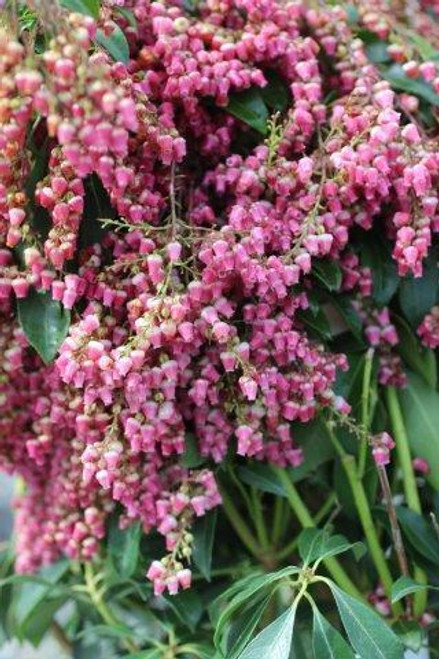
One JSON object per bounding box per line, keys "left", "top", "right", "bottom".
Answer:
{"left": 2, "top": 0, "right": 439, "bottom": 594}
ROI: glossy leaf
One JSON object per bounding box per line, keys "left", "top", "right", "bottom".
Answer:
{"left": 96, "top": 24, "right": 130, "bottom": 63}
{"left": 298, "top": 529, "right": 365, "bottom": 566}
{"left": 297, "top": 307, "right": 332, "bottom": 341}
{"left": 237, "top": 605, "right": 297, "bottom": 659}
{"left": 238, "top": 420, "right": 334, "bottom": 494}
{"left": 17, "top": 290, "right": 70, "bottom": 364}
{"left": 260, "top": 71, "right": 289, "bottom": 112}
{"left": 60, "top": 0, "right": 100, "bottom": 17}
{"left": 227, "top": 88, "right": 269, "bottom": 135}
{"left": 312, "top": 261, "right": 342, "bottom": 291}
{"left": 391, "top": 576, "right": 428, "bottom": 604}
{"left": 108, "top": 520, "right": 141, "bottom": 578}
{"left": 180, "top": 433, "right": 205, "bottom": 468}
{"left": 399, "top": 372, "right": 439, "bottom": 491}
{"left": 14, "top": 560, "right": 69, "bottom": 644}
{"left": 393, "top": 317, "right": 436, "bottom": 388}
{"left": 312, "top": 605, "right": 355, "bottom": 659}
{"left": 398, "top": 252, "right": 439, "bottom": 327}
{"left": 192, "top": 509, "right": 217, "bottom": 581}
{"left": 361, "top": 237, "right": 399, "bottom": 306}
{"left": 225, "top": 593, "right": 271, "bottom": 659}
{"left": 396, "top": 506, "right": 439, "bottom": 566}
{"left": 328, "top": 295, "right": 363, "bottom": 340}
{"left": 383, "top": 64, "right": 439, "bottom": 106}
{"left": 165, "top": 590, "right": 203, "bottom": 632}
{"left": 214, "top": 567, "right": 299, "bottom": 645}
{"left": 329, "top": 583, "right": 404, "bottom": 659}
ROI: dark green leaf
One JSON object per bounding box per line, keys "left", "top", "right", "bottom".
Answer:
{"left": 361, "top": 237, "right": 399, "bottom": 306}
{"left": 17, "top": 290, "right": 70, "bottom": 364}
{"left": 392, "top": 620, "right": 424, "bottom": 653}
{"left": 108, "top": 520, "right": 141, "bottom": 578}
{"left": 237, "top": 606, "right": 297, "bottom": 659}
{"left": 96, "top": 25, "right": 130, "bottom": 63}
{"left": 227, "top": 88, "right": 269, "bottom": 135}
{"left": 14, "top": 560, "right": 69, "bottom": 645}
{"left": 396, "top": 506, "right": 439, "bottom": 566}
{"left": 297, "top": 307, "right": 332, "bottom": 341}
{"left": 181, "top": 433, "right": 205, "bottom": 468}
{"left": 398, "top": 252, "right": 439, "bottom": 327}
{"left": 399, "top": 372, "right": 439, "bottom": 491}
{"left": 60, "top": 0, "right": 100, "bottom": 18}
{"left": 313, "top": 261, "right": 342, "bottom": 291}
{"left": 409, "top": 33, "right": 439, "bottom": 61}
{"left": 192, "top": 510, "right": 217, "bottom": 581}
{"left": 391, "top": 576, "right": 428, "bottom": 604}
{"left": 298, "top": 529, "right": 365, "bottom": 566}
{"left": 329, "top": 583, "right": 404, "bottom": 659}
{"left": 116, "top": 7, "right": 137, "bottom": 28}
{"left": 366, "top": 41, "right": 392, "bottom": 64}
{"left": 312, "top": 604, "right": 355, "bottom": 659}
{"left": 260, "top": 71, "right": 289, "bottom": 112}
{"left": 393, "top": 316, "right": 437, "bottom": 388}
{"left": 214, "top": 567, "right": 299, "bottom": 645}
{"left": 329, "top": 295, "right": 363, "bottom": 339}
{"left": 383, "top": 64, "right": 439, "bottom": 107}
{"left": 164, "top": 589, "right": 203, "bottom": 632}
{"left": 238, "top": 420, "right": 334, "bottom": 494}
{"left": 225, "top": 593, "right": 271, "bottom": 659}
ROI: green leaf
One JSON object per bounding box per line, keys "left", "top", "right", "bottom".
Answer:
{"left": 328, "top": 295, "right": 363, "bottom": 339}
{"left": 383, "top": 64, "right": 439, "bottom": 106}
{"left": 393, "top": 316, "right": 436, "bottom": 388}
{"left": 260, "top": 71, "right": 289, "bottom": 112}
{"left": 399, "top": 371, "right": 439, "bottom": 491}
{"left": 14, "top": 560, "right": 69, "bottom": 644}
{"left": 237, "top": 605, "right": 297, "bottom": 659}
{"left": 298, "top": 529, "right": 365, "bottom": 566}
{"left": 398, "top": 252, "right": 439, "bottom": 327}
{"left": 227, "top": 88, "right": 269, "bottom": 135}
{"left": 17, "top": 290, "right": 70, "bottom": 364}
{"left": 238, "top": 420, "right": 334, "bottom": 494}
{"left": 396, "top": 506, "right": 439, "bottom": 566}
{"left": 225, "top": 593, "right": 271, "bottom": 659}
{"left": 329, "top": 583, "right": 404, "bottom": 659}
{"left": 312, "top": 605, "right": 355, "bottom": 659}
{"left": 214, "top": 567, "right": 299, "bottom": 646}
{"left": 409, "top": 33, "right": 439, "bottom": 61}
{"left": 115, "top": 7, "right": 137, "bottom": 28}
{"left": 108, "top": 519, "right": 142, "bottom": 578}
{"left": 391, "top": 576, "right": 428, "bottom": 604}
{"left": 312, "top": 261, "right": 342, "bottom": 291}
{"left": 60, "top": 0, "right": 100, "bottom": 18}
{"left": 297, "top": 307, "right": 332, "bottom": 341}
{"left": 164, "top": 589, "right": 203, "bottom": 632}
{"left": 180, "top": 433, "right": 205, "bottom": 468}
{"left": 366, "top": 41, "right": 392, "bottom": 64}
{"left": 96, "top": 24, "right": 130, "bottom": 63}
{"left": 392, "top": 620, "right": 424, "bottom": 653}
{"left": 192, "top": 510, "right": 217, "bottom": 581}
{"left": 361, "top": 237, "right": 399, "bottom": 306}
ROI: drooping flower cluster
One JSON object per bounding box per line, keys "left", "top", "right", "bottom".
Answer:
{"left": 1, "top": 0, "right": 439, "bottom": 594}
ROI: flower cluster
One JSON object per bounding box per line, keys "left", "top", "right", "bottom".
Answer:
{"left": 1, "top": 0, "right": 439, "bottom": 596}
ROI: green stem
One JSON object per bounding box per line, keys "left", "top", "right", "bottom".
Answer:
{"left": 250, "top": 488, "right": 270, "bottom": 550}
{"left": 275, "top": 493, "right": 337, "bottom": 561}
{"left": 84, "top": 563, "right": 137, "bottom": 654}
{"left": 359, "top": 348, "right": 374, "bottom": 477}
{"left": 273, "top": 468, "right": 364, "bottom": 601}
{"left": 385, "top": 387, "right": 428, "bottom": 617}
{"left": 325, "top": 423, "right": 403, "bottom": 615}
{"left": 272, "top": 496, "right": 286, "bottom": 546}
{"left": 218, "top": 484, "right": 261, "bottom": 559}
